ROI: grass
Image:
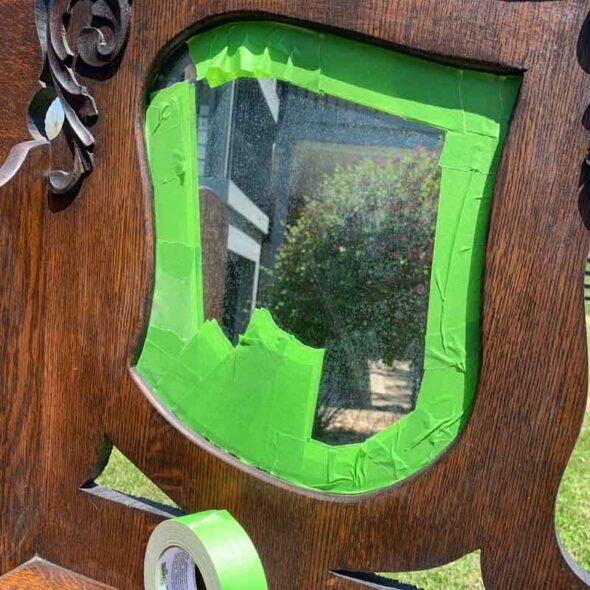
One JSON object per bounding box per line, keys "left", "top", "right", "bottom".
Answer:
{"left": 97, "top": 449, "right": 178, "bottom": 507}
{"left": 555, "top": 400, "right": 590, "bottom": 570}
{"left": 99, "top": 385, "right": 589, "bottom": 589}
{"left": 390, "top": 552, "right": 484, "bottom": 590}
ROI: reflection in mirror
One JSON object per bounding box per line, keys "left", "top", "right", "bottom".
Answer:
{"left": 193, "top": 74, "right": 443, "bottom": 445}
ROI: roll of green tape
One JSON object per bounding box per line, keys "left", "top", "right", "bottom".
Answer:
{"left": 144, "top": 510, "right": 268, "bottom": 590}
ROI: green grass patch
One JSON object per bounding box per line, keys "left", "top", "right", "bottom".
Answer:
{"left": 96, "top": 447, "right": 178, "bottom": 508}
{"left": 556, "top": 402, "right": 590, "bottom": 569}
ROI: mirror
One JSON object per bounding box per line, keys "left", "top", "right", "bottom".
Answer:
{"left": 194, "top": 75, "right": 443, "bottom": 444}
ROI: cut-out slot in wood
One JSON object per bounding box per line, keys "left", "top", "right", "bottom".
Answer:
{"left": 332, "top": 551, "right": 488, "bottom": 589}
{"left": 27, "top": 88, "right": 63, "bottom": 141}
{"left": 331, "top": 571, "right": 422, "bottom": 589}
{"left": 81, "top": 442, "right": 184, "bottom": 518}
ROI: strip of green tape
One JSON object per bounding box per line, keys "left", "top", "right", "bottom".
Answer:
{"left": 137, "top": 22, "right": 521, "bottom": 494}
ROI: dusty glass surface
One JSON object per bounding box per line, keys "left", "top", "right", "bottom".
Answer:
{"left": 194, "top": 76, "right": 443, "bottom": 444}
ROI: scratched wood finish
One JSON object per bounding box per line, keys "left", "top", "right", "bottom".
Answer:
{"left": 0, "top": 1, "right": 590, "bottom": 589}
{"left": 0, "top": 559, "right": 114, "bottom": 590}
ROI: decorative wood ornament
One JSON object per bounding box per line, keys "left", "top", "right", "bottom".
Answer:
{"left": 0, "top": 0, "right": 131, "bottom": 196}
{"left": 36, "top": 0, "right": 131, "bottom": 194}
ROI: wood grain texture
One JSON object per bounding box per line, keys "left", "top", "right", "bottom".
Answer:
{"left": 0, "top": 1, "right": 43, "bottom": 167}
{"left": 0, "top": 559, "right": 114, "bottom": 590}
{"left": 0, "top": 146, "right": 48, "bottom": 574}
{"left": 0, "top": 1, "right": 590, "bottom": 589}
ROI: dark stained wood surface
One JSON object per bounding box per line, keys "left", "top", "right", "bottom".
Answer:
{"left": 0, "top": 147, "right": 48, "bottom": 575}
{"left": 0, "top": 1, "right": 44, "bottom": 167}
{"left": 0, "top": 559, "right": 114, "bottom": 590}
{"left": 0, "top": 1, "right": 590, "bottom": 589}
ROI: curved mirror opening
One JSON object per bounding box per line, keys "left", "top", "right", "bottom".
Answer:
{"left": 138, "top": 22, "right": 521, "bottom": 494}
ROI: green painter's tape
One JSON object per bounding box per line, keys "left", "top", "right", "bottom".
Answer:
{"left": 137, "top": 22, "right": 521, "bottom": 494}
{"left": 144, "top": 511, "right": 268, "bottom": 590}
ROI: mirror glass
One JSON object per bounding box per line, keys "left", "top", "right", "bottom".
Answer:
{"left": 194, "top": 74, "right": 444, "bottom": 445}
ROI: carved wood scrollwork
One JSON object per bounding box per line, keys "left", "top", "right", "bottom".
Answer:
{"left": 35, "top": 0, "right": 131, "bottom": 195}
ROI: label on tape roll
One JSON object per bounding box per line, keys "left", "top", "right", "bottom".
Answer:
{"left": 158, "top": 547, "right": 200, "bottom": 590}
{"left": 145, "top": 510, "right": 268, "bottom": 590}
